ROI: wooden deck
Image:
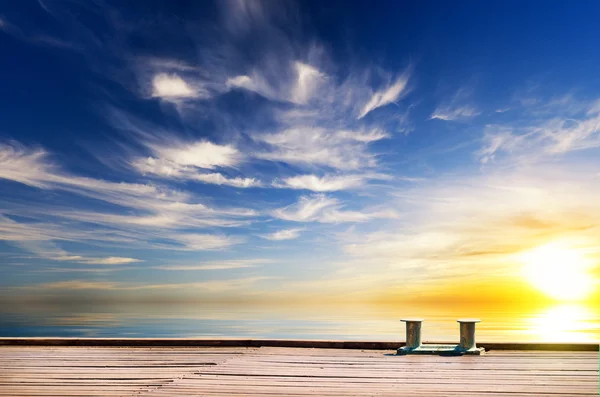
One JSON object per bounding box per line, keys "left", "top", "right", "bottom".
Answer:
{"left": 0, "top": 346, "right": 597, "bottom": 396}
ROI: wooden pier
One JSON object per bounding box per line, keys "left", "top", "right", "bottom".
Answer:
{"left": 0, "top": 339, "right": 598, "bottom": 396}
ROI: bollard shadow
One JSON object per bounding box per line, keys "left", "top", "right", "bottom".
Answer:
{"left": 384, "top": 351, "right": 465, "bottom": 357}
{"left": 385, "top": 345, "right": 478, "bottom": 356}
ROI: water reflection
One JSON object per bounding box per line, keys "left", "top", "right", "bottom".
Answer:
{"left": 0, "top": 301, "right": 598, "bottom": 342}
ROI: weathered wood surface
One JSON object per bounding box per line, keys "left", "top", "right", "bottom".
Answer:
{"left": 0, "top": 346, "right": 598, "bottom": 396}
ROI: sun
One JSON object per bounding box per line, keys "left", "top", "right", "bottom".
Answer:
{"left": 520, "top": 242, "right": 594, "bottom": 301}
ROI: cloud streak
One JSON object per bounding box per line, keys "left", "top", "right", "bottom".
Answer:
{"left": 55, "top": 256, "right": 143, "bottom": 265}
{"left": 260, "top": 228, "right": 304, "bottom": 241}
{"left": 152, "top": 259, "right": 269, "bottom": 271}
{"left": 430, "top": 87, "right": 480, "bottom": 121}
{"left": 273, "top": 194, "right": 397, "bottom": 223}
{"left": 358, "top": 74, "right": 409, "bottom": 119}
{"left": 273, "top": 173, "right": 391, "bottom": 192}
{"left": 255, "top": 128, "right": 389, "bottom": 170}
{"left": 0, "top": 141, "right": 253, "bottom": 253}
{"left": 477, "top": 98, "right": 600, "bottom": 164}
{"left": 431, "top": 105, "right": 480, "bottom": 121}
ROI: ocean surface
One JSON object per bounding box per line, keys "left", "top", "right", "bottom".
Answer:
{"left": 1, "top": 302, "right": 598, "bottom": 343}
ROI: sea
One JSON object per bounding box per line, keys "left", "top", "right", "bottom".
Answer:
{"left": 0, "top": 301, "right": 598, "bottom": 342}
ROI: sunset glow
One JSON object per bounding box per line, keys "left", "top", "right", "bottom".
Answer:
{"left": 520, "top": 242, "right": 594, "bottom": 302}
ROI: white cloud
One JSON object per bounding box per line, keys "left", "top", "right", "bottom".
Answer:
{"left": 255, "top": 128, "right": 389, "bottom": 170}
{"left": 82, "top": 257, "right": 142, "bottom": 265}
{"left": 0, "top": 141, "right": 253, "bottom": 253}
{"left": 226, "top": 75, "right": 253, "bottom": 89}
{"left": 144, "top": 57, "right": 199, "bottom": 72}
{"left": 291, "top": 62, "right": 325, "bottom": 104}
{"left": 55, "top": 255, "right": 84, "bottom": 261}
{"left": 133, "top": 156, "right": 260, "bottom": 188}
{"left": 151, "top": 73, "right": 198, "bottom": 99}
{"left": 430, "top": 86, "right": 480, "bottom": 121}
{"left": 28, "top": 280, "right": 119, "bottom": 291}
{"left": 56, "top": 256, "right": 143, "bottom": 265}
{"left": 131, "top": 140, "right": 254, "bottom": 186}
{"left": 226, "top": 62, "right": 325, "bottom": 105}
{"left": 358, "top": 75, "right": 409, "bottom": 119}
{"left": 587, "top": 100, "right": 600, "bottom": 115}
{"left": 191, "top": 173, "right": 261, "bottom": 188}
{"left": 52, "top": 205, "right": 252, "bottom": 229}
{"left": 477, "top": 103, "right": 600, "bottom": 164}
{"left": 153, "top": 259, "right": 267, "bottom": 271}
{"left": 175, "top": 234, "right": 243, "bottom": 250}
{"left": 132, "top": 157, "right": 186, "bottom": 177}
{"left": 0, "top": 143, "right": 186, "bottom": 205}
{"left": 430, "top": 105, "right": 480, "bottom": 121}
{"left": 260, "top": 228, "right": 303, "bottom": 241}
{"left": 22, "top": 276, "right": 271, "bottom": 293}
{"left": 273, "top": 173, "right": 389, "bottom": 192}
{"left": 272, "top": 194, "right": 396, "bottom": 223}
{"left": 226, "top": 73, "right": 277, "bottom": 99}
{"left": 150, "top": 141, "right": 240, "bottom": 169}
{"left": 0, "top": 143, "right": 54, "bottom": 188}
{"left": 272, "top": 194, "right": 338, "bottom": 222}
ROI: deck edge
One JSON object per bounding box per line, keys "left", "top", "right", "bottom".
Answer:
{"left": 0, "top": 338, "right": 597, "bottom": 351}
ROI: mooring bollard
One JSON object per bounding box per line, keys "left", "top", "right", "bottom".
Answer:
{"left": 400, "top": 318, "right": 423, "bottom": 349}
{"left": 397, "top": 318, "right": 484, "bottom": 355}
{"left": 457, "top": 319, "right": 481, "bottom": 351}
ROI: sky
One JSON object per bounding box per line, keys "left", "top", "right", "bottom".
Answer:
{"left": 1, "top": 0, "right": 600, "bottom": 307}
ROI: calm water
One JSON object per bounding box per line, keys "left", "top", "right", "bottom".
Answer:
{"left": 1, "top": 302, "right": 598, "bottom": 343}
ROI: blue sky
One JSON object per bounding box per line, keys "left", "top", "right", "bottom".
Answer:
{"left": 1, "top": 0, "right": 600, "bottom": 303}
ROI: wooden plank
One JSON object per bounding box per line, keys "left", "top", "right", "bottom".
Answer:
{"left": 0, "top": 346, "right": 597, "bottom": 396}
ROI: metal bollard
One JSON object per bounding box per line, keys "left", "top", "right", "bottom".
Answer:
{"left": 457, "top": 319, "right": 481, "bottom": 351}
{"left": 401, "top": 318, "right": 424, "bottom": 349}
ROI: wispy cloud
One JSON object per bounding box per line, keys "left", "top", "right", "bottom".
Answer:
{"left": 431, "top": 105, "right": 480, "bottom": 121}
{"left": 143, "top": 140, "right": 241, "bottom": 170}
{"left": 173, "top": 233, "right": 244, "bottom": 250}
{"left": 0, "top": 141, "right": 253, "bottom": 253}
{"left": 228, "top": 61, "right": 327, "bottom": 105}
{"left": 260, "top": 228, "right": 304, "bottom": 241}
{"left": 55, "top": 256, "right": 143, "bottom": 265}
{"left": 34, "top": 267, "right": 133, "bottom": 274}
{"left": 152, "top": 259, "right": 268, "bottom": 271}
{"left": 273, "top": 173, "right": 390, "bottom": 191}
{"left": 255, "top": 128, "right": 389, "bottom": 170}
{"left": 358, "top": 74, "right": 410, "bottom": 119}
{"left": 134, "top": 156, "right": 260, "bottom": 187}
{"left": 477, "top": 97, "right": 600, "bottom": 164}
{"left": 430, "top": 87, "right": 480, "bottom": 121}
{"left": 151, "top": 73, "right": 205, "bottom": 100}
{"left": 292, "top": 62, "right": 326, "bottom": 104}
{"left": 226, "top": 73, "right": 278, "bottom": 100}
{"left": 20, "top": 276, "right": 272, "bottom": 293}
{"left": 190, "top": 173, "right": 261, "bottom": 188}
{"left": 0, "top": 142, "right": 54, "bottom": 188}
{"left": 220, "top": 0, "right": 286, "bottom": 36}
{"left": 272, "top": 194, "right": 397, "bottom": 223}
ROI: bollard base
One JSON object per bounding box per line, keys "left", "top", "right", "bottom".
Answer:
{"left": 397, "top": 344, "right": 485, "bottom": 356}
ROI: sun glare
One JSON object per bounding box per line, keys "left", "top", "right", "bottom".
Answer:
{"left": 520, "top": 242, "right": 594, "bottom": 301}
{"left": 527, "top": 303, "right": 597, "bottom": 342}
